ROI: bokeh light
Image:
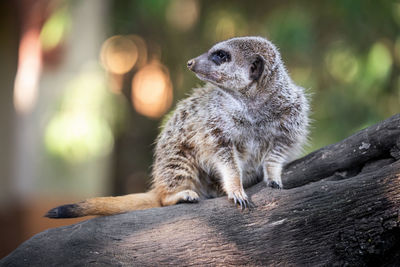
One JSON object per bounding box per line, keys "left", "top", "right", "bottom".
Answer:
{"left": 365, "top": 42, "right": 392, "bottom": 84}
{"left": 44, "top": 67, "right": 120, "bottom": 163}
{"left": 166, "top": 0, "right": 199, "bottom": 31}
{"left": 325, "top": 44, "right": 360, "bottom": 83}
{"left": 45, "top": 112, "right": 114, "bottom": 163}
{"left": 100, "top": 35, "right": 138, "bottom": 74}
{"left": 131, "top": 62, "right": 173, "bottom": 119}
{"left": 127, "top": 35, "right": 147, "bottom": 70}
{"left": 40, "top": 7, "right": 70, "bottom": 51}
{"left": 13, "top": 29, "right": 42, "bottom": 114}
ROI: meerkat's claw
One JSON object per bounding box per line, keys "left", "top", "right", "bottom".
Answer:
{"left": 239, "top": 198, "right": 251, "bottom": 210}
{"left": 241, "top": 199, "right": 247, "bottom": 210}
{"left": 230, "top": 192, "right": 250, "bottom": 210}
{"left": 237, "top": 197, "right": 244, "bottom": 210}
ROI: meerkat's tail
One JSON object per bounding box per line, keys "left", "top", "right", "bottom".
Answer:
{"left": 44, "top": 190, "right": 161, "bottom": 219}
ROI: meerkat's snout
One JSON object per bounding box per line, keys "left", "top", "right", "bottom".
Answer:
{"left": 187, "top": 59, "right": 195, "bottom": 70}
{"left": 187, "top": 53, "right": 208, "bottom": 72}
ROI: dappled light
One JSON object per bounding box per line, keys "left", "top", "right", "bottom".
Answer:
{"left": 13, "top": 29, "right": 42, "bottom": 114}
{"left": 44, "top": 67, "right": 118, "bottom": 163}
{"left": 365, "top": 42, "right": 392, "bottom": 86}
{"left": 325, "top": 44, "right": 360, "bottom": 83}
{"left": 127, "top": 35, "right": 148, "bottom": 70}
{"left": 131, "top": 62, "right": 173, "bottom": 119}
{"left": 39, "top": 6, "right": 70, "bottom": 51}
{"left": 45, "top": 112, "right": 114, "bottom": 163}
{"left": 100, "top": 35, "right": 139, "bottom": 74}
{"left": 100, "top": 34, "right": 148, "bottom": 94}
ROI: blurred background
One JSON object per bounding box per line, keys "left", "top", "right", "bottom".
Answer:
{"left": 1, "top": 0, "right": 399, "bottom": 257}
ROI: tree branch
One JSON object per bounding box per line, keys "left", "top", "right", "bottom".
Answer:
{"left": 1, "top": 114, "right": 400, "bottom": 266}
{"left": 283, "top": 113, "right": 400, "bottom": 188}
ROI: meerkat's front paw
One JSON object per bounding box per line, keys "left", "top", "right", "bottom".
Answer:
{"left": 264, "top": 163, "right": 284, "bottom": 189}
{"left": 267, "top": 180, "right": 282, "bottom": 189}
{"left": 228, "top": 190, "right": 251, "bottom": 210}
{"left": 176, "top": 190, "right": 200, "bottom": 204}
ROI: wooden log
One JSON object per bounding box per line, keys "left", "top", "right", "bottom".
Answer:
{"left": 1, "top": 114, "right": 399, "bottom": 266}
{"left": 283, "top": 113, "right": 400, "bottom": 189}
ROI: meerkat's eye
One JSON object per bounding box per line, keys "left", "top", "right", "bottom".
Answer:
{"left": 210, "top": 50, "right": 231, "bottom": 65}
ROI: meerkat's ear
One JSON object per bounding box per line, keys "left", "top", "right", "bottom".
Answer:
{"left": 249, "top": 55, "right": 264, "bottom": 81}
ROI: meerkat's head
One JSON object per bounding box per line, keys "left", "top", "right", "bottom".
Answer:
{"left": 187, "top": 36, "right": 281, "bottom": 91}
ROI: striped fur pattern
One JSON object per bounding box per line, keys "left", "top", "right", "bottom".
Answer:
{"left": 153, "top": 36, "right": 309, "bottom": 208}
{"left": 45, "top": 36, "right": 309, "bottom": 218}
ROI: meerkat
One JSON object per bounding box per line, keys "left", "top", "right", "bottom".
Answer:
{"left": 45, "top": 36, "right": 309, "bottom": 218}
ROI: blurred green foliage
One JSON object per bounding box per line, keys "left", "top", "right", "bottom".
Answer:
{"left": 110, "top": 0, "right": 399, "bottom": 154}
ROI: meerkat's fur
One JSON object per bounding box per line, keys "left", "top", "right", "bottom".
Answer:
{"left": 46, "top": 36, "right": 309, "bottom": 218}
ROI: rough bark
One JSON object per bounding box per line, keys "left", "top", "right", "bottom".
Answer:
{"left": 1, "top": 114, "right": 400, "bottom": 266}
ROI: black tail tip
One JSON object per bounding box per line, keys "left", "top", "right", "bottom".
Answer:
{"left": 44, "top": 204, "right": 81, "bottom": 219}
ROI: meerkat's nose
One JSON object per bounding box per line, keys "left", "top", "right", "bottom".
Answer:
{"left": 187, "top": 59, "right": 195, "bottom": 70}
